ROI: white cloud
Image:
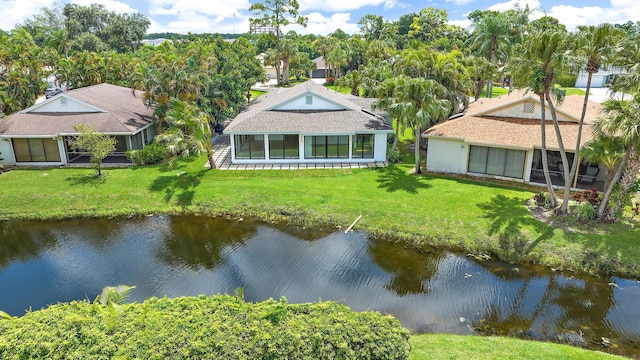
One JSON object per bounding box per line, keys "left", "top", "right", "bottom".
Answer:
{"left": 298, "top": 0, "right": 384, "bottom": 12}
{"left": 445, "top": 0, "right": 476, "bottom": 6}
{"left": 286, "top": 12, "right": 359, "bottom": 36}
{"left": 0, "top": 0, "right": 57, "bottom": 31}
{"left": 487, "top": 0, "right": 541, "bottom": 13}
{"left": 546, "top": 2, "right": 640, "bottom": 31}
{"left": 71, "top": 0, "right": 137, "bottom": 14}
{"left": 449, "top": 19, "right": 471, "bottom": 30}
{"left": 149, "top": 0, "right": 250, "bottom": 18}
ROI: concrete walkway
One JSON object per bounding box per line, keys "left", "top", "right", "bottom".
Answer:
{"left": 210, "top": 135, "right": 386, "bottom": 170}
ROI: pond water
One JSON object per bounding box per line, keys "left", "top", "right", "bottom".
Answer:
{"left": 1, "top": 216, "right": 639, "bottom": 357}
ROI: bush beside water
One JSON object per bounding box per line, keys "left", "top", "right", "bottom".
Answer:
{"left": 0, "top": 295, "right": 410, "bottom": 359}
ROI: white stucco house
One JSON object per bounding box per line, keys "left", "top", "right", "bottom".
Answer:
{"left": 423, "top": 90, "right": 604, "bottom": 189}
{"left": 574, "top": 66, "right": 625, "bottom": 88}
{"left": 0, "top": 83, "right": 156, "bottom": 167}
{"left": 224, "top": 80, "right": 392, "bottom": 165}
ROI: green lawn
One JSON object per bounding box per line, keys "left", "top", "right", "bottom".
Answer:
{"left": 249, "top": 89, "right": 267, "bottom": 99}
{"left": 556, "top": 85, "right": 587, "bottom": 96}
{"left": 410, "top": 334, "right": 624, "bottom": 360}
{"left": 480, "top": 86, "right": 509, "bottom": 98}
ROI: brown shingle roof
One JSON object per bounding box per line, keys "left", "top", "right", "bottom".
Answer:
{"left": 225, "top": 81, "right": 392, "bottom": 134}
{"left": 423, "top": 90, "right": 601, "bottom": 151}
{"left": 0, "top": 83, "right": 153, "bottom": 136}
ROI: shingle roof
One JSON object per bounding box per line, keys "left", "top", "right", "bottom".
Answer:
{"left": 423, "top": 90, "right": 602, "bottom": 151}
{"left": 0, "top": 83, "right": 153, "bottom": 136}
{"left": 225, "top": 81, "right": 392, "bottom": 134}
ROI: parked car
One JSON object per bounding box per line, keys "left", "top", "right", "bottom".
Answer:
{"left": 45, "top": 87, "right": 63, "bottom": 99}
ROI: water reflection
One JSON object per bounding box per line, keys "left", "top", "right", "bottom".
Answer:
{"left": 0, "top": 215, "right": 638, "bottom": 357}
{"left": 367, "top": 240, "right": 443, "bottom": 296}
{"left": 154, "top": 217, "right": 258, "bottom": 270}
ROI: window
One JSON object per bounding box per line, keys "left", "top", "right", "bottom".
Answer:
{"left": 523, "top": 101, "right": 534, "bottom": 113}
{"left": 468, "top": 145, "right": 525, "bottom": 179}
{"left": 234, "top": 134, "right": 265, "bottom": 159}
{"left": 12, "top": 138, "right": 61, "bottom": 162}
{"left": 269, "top": 134, "right": 299, "bottom": 159}
{"left": 304, "top": 135, "right": 349, "bottom": 159}
{"left": 352, "top": 134, "right": 375, "bottom": 158}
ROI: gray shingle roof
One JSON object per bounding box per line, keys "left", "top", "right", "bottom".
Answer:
{"left": 0, "top": 83, "right": 153, "bottom": 136}
{"left": 225, "top": 81, "right": 392, "bottom": 134}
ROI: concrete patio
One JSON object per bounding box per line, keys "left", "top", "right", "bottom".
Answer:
{"left": 210, "top": 135, "right": 387, "bottom": 170}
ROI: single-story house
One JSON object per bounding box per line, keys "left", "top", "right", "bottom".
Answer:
{"left": 0, "top": 83, "right": 156, "bottom": 167}
{"left": 256, "top": 53, "right": 278, "bottom": 81}
{"left": 224, "top": 80, "right": 392, "bottom": 165}
{"left": 310, "top": 57, "right": 332, "bottom": 79}
{"left": 423, "top": 89, "right": 604, "bottom": 189}
{"left": 575, "top": 66, "right": 625, "bottom": 88}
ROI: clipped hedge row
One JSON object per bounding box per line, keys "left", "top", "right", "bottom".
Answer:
{"left": 0, "top": 295, "right": 410, "bottom": 359}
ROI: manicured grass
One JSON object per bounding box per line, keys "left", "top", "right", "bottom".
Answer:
{"left": 480, "top": 86, "right": 509, "bottom": 98}
{"left": 410, "top": 334, "right": 624, "bottom": 360}
{"left": 556, "top": 85, "right": 587, "bottom": 96}
{"left": 249, "top": 89, "right": 267, "bottom": 99}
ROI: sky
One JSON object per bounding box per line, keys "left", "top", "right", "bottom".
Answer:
{"left": 0, "top": 0, "right": 639, "bottom": 36}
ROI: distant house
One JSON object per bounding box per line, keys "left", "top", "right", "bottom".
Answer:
{"left": 310, "top": 57, "right": 331, "bottom": 79}
{"left": 256, "top": 53, "right": 277, "bottom": 81}
{"left": 423, "top": 90, "right": 604, "bottom": 189}
{"left": 575, "top": 66, "right": 625, "bottom": 88}
{"left": 0, "top": 83, "right": 156, "bottom": 167}
{"left": 224, "top": 81, "right": 392, "bottom": 165}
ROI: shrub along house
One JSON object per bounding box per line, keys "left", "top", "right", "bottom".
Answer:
{"left": 224, "top": 81, "right": 392, "bottom": 166}
{"left": 422, "top": 89, "right": 604, "bottom": 189}
{"left": 0, "top": 83, "right": 156, "bottom": 167}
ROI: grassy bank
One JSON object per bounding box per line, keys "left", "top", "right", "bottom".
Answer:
{"left": 0, "top": 153, "right": 639, "bottom": 277}
{"left": 409, "top": 334, "right": 624, "bottom": 359}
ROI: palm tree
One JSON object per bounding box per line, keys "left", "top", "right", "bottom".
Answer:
{"left": 592, "top": 97, "right": 640, "bottom": 220}
{"left": 379, "top": 76, "right": 450, "bottom": 174}
{"left": 279, "top": 39, "right": 298, "bottom": 85}
{"left": 468, "top": 12, "right": 510, "bottom": 98}
{"left": 569, "top": 23, "right": 623, "bottom": 198}
{"left": 337, "top": 69, "right": 363, "bottom": 96}
{"left": 94, "top": 285, "right": 136, "bottom": 306}
{"left": 311, "top": 36, "right": 333, "bottom": 81}
{"left": 510, "top": 29, "right": 574, "bottom": 211}
{"left": 580, "top": 136, "right": 625, "bottom": 193}
{"left": 156, "top": 99, "right": 217, "bottom": 169}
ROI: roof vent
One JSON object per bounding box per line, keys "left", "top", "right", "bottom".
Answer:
{"left": 60, "top": 97, "right": 67, "bottom": 106}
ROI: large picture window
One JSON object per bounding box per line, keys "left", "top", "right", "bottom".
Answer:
{"left": 12, "top": 138, "right": 61, "bottom": 162}
{"left": 234, "top": 134, "right": 265, "bottom": 159}
{"left": 269, "top": 134, "right": 299, "bottom": 159}
{"left": 468, "top": 145, "right": 525, "bottom": 179}
{"left": 352, "top": 134, "right": 375, "bottom": 158}
{"left": 304, "top": 135, "right": 349, "bottom": 159}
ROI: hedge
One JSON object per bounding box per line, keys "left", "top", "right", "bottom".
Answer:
{"left": 0, "top": 295, "right": 410, "bottom": 359}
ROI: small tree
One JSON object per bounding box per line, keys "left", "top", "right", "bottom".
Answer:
{"left": 69, "top": 124, "right": 116, "bottom": 176}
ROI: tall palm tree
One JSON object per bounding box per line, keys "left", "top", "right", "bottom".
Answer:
{"left": 569, "top": 23, "right": 623, "bottom": 197}
{"left": 510, "top": 29, "right": 574, "bottom": 211}
{"left": 311, "top": 36, "right": 333, "bottom": 81}
{"left": 279, "top": 39, "right": 297, "bottom": 85}
{"left": 379, "top": 76, "right": 450, "bottom": 174}
{"left": 468, "top": 12, "right": 510, "bottom": 98}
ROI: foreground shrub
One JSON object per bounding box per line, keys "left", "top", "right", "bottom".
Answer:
{"left": 0, "top": 295, "right": 410, "bottom": 359}
{"left": 573, "top": 202, "right": 597, "bottom": 223}
{"left": 125, "top": 143, "right": 165, "bottom": 165}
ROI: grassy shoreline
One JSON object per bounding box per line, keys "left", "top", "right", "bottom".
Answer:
{"left": 1, "top": 155, "right": 639, "bottom": 279}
